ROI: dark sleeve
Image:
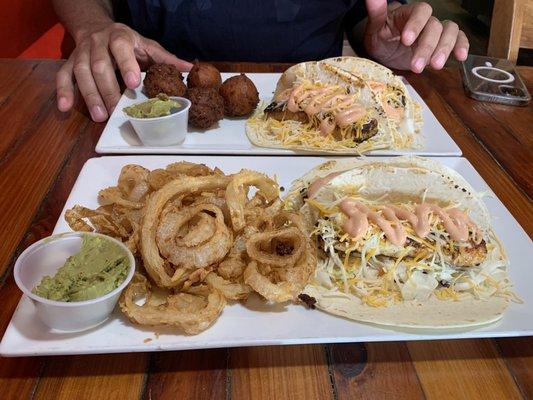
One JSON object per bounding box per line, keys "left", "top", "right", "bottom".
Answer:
{"left": 343, "top": 0, "right": 406, "bottom": 32}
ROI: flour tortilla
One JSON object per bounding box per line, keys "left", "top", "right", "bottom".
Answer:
{"left": 245, "top": 60, "right": 396, "bottom": 154}
{"left": 304, "top": 285, "right": 506, "bottom": 329}
{"left": 287, "top": 156, "right": 509, "bottom": 329}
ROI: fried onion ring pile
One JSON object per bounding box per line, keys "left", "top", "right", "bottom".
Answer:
{"left": 65, "top": 162, "right": 316, "bottom": 335}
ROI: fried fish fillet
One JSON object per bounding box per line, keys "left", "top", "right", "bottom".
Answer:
{"left": 332, "top": 237, "right": 487, "bottom": 268}
{"left": 264, "top": 102, "right": 379, "bottom": 143}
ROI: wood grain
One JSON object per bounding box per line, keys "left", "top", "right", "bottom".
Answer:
{"left": 229, "top": 345, "right": 333, "bottom": 400}
{"left": 328, "top": 343, "right": 425, "bottom": 400}
{"left": 0, "top": 356, "right": 43, "bottom": 399}
{"left": 212, "top": 61, "right": 291, "bottom": 73}
{"left": 496, "top": 337, "right": 533, "bottom": 398}
{"left": 144, "top": 349, "right": 227, "bottom": 400}
{"left": 520, "top": 1, "right": 533, "bottom": 49}
{"left": 408, "top": 339, "right": 523, "bottom": 400}
{"left": 0, "top": 61, "right": 63, "bottom": 159}
{"left": 421, "top": 68, "right": 533, "bottom": 199}
{"left": 488, "top": 0, "right": 526, "bottom": 62}
{"left": 0, "top": 60, "right": 39, "bottom": 105}
{"left": 33, "top": 354, "right": 148, "bottom": 400}
{"left": 0, "top": 63, "right": 93, "bottom": 277}
{"left": 0, "top": 276, "right": 43, "bottom": 399}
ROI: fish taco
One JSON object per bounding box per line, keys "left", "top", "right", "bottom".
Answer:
{"left": 246, "top": 57, "right": 421, "bottom": 154}
{"left": 286, "top": 157, "right": 512, "bottom": 329}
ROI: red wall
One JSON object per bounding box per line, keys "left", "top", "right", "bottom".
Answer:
{"left": 0, "top": 0, "right": 69, "bottom": 59}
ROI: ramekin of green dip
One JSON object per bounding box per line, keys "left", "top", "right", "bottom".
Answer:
{"left": 14, "top": 232, "right": 135, "bottom": 332}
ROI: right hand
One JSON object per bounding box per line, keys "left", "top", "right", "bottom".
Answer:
{"left": 56, "top": 23, "right": 193, "bottom": 121}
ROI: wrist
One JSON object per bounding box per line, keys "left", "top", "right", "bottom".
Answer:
{"left": 72, "top": 18, "right": 114, "bottom": 43}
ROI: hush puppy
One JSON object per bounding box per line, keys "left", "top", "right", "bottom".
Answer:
{"left": 219, "top": 74, "right": 259, "bottom": 117}
{"left": 187, "top": 61, "right": 222, "bottom": 89}
{"left": 143, "top": 64, "right": 187, "bottom": 98}
{"left": 186, "top": 87, "right": 224, "bottom": 129}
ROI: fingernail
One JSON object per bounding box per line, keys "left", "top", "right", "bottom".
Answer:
{"left": 58, "top": 97, "right": 69, "bottom": 111}
{"left": 125, "top": 71, "right": 139, "bottom": 87}
{"left": 433, "top": 53, "right": 446, "bottom": 69}
{"left": 458, "top": 48, "right": 468, "bottom": 60}
{"left": 413, "top": 58, "right": 425, "bottom": 73}
{"left": 91, "top": 105, "right": 107, "bottom": 121}
{"left": 404, "top": 31, "right": 415, "bottom": 45}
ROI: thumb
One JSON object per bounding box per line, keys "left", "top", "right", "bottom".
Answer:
{"left": 142, "top": 38, "right": 193, "bottom": 72}
{"left": 365, "top": 0, "right": 388, "bottom": 35}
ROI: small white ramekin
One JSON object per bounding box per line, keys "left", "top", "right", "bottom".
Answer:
{"left": 126, "top": 96, "right": 191, "bottom": 146}
{"left": 14, "top": 232, "right": 135, "bottom": 332}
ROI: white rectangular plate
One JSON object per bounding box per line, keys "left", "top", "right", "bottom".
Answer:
{"left": 2, "top": 155, "right": 530, "bottom": 357}
{"left": 95, "top": 73, "right": 461, "bottom": 156}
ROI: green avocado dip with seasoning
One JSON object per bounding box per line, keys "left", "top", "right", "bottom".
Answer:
{"left": 33, "top": 235, "right": 130, "bottom": 302}
{"left": 123, "top": 93, "right": 181, "bottom": 118}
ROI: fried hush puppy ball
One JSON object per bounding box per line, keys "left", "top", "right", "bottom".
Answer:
{"left": 187, "top": 61, "right": 222, "bottom": 89}
{"left": 219, "top": 74, "right": 259, "bottom": 117}
{"left": 143, "top": 64, "right": 187, "bottom": 98}
{"left": 186, "top": 87, "right": 225, "bottom": 129}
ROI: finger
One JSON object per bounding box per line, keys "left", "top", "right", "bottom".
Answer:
{"left": 109, "top": 30, "right": 141, "bottom": 88}
{"left": 399, "top": 2, "right": 433, "bottom": 46}
{"left": 72, "top": 44, "right": 108, "bottom": 122}
{"left": 453, "top": 30, "right": 469, "bottom": 61}
{"left": 430, "top": 21, "right": 459, "bottom": 69}
{"left": 143, "top": 38, "right": 193, "bottom": 71}
{"left": 364, "top": 0, "right": 388, "bottom": 35}
{"left": 411, "top": 16, "right": 443, "bottom": 73}
{"left": 89, "top": 34, "right": 121, "bottom": 113}
{"left": 56, "top": 59, "right": 75, "bottom": 112}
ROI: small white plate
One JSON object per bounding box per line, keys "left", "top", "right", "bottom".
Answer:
{"left": 95, "top": 73, "right": 462, "bottom": 156}
{"left": 1, "top": 155, "right": 530, "bottom": 357}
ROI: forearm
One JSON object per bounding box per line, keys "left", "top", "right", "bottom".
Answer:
{"left": 53, "top": 0, "right": 114, "bottom": 43}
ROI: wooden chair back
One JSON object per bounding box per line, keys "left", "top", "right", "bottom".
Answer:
{"left": 488, "top": 0, "right": 533, "bottom": 62}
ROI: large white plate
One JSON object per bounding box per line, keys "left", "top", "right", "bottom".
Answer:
{"left": 95, "top": 73, "right": 461, "bottom": 156}
{"left": 2, "top": 155, "right": 530, "bottom": 357}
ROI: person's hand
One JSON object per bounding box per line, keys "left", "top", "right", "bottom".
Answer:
{"left": 56, "top": 23, "right": 193, "bottom": 121}
{"left": 363, "top": 0, "right": 469, "bottom": 72}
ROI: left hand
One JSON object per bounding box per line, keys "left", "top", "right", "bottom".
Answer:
{"left": 363, "top": 0, "right": 469, "bottom": 72}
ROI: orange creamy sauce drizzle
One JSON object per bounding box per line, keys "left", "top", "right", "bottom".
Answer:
{"left": 367, "top": 80, "right": 405, "bottom": 122}
{"left": 285, "top": 85, "right": 367, "bottom": 135}
{"left": 339, "top": 198, "right": 478, "bottom": 246}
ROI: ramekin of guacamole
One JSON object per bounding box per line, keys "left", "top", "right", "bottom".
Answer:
{"left": 123, "top": 93, "right": 181, "bottom": 118}
{"left": 33, "top": 234, "right": 130, "bottom": 302}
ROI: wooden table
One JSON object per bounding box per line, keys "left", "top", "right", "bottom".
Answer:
{"left": 0, "top": 59, "right": 532, "bottom": 400}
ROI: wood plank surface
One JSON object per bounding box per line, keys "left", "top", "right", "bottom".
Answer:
{"left": 144, "top": 349, "right": 228, "bottom": 400}
{"left": 0, "top": 60, "right": 531, "bottom": 400}
{"left": 421, "top": 68, "right": 533, "bottom": 198}
{"left": 0, "top": 61, "right": 94, "bottom": 278}
{"left": 229, "top": 345, "right": 333, "bottom": 400}
{"left": 33, "top": 354, "right": 148, "bottom": 400}
{"left": 496, "top": 337, "right": 533, "bottom": 398}
{"left": 328, "top": 342, "right": 425, "bottom": 400}
{"left": 0, "top": 276, "right": 43, "bottom": 399}
{"left": 408, "top": 339, "right": 523, "bottom": 400}
{"left": 0, "top": 60, "right": 39, "bottom": 105}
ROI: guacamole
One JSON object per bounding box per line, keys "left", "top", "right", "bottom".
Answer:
{"left": 123, "top": 93, "right": 181, "bottom": 118}
{"left": 33, "top": 235, "right": 129, "bottom": 302}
